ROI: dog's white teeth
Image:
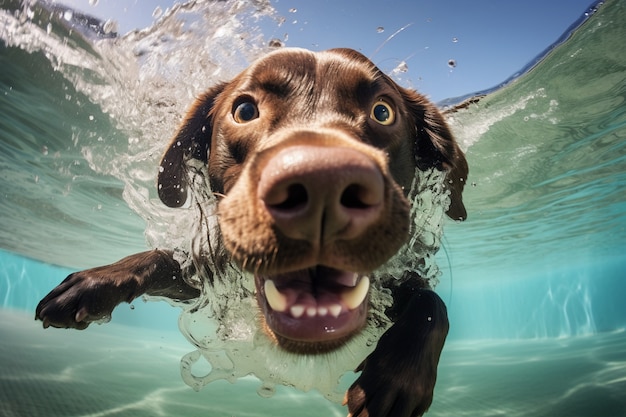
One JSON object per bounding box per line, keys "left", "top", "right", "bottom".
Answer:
{"left": 264, "top": 280, "right": 287, "bottom": 312}
{"left": 289, "top": 304, "right": 342, "bottom": 318}
{"left": 341, "top": 276, "right": 370, "bottom": 310}
{"left": 290, "top": 305, "right": 305, "bottom": 318}
{"left": 329, "top": 304, "right": 342, "bottom": 318}
{"left": 267, "top": 275, "right": 368, "bottom": 318}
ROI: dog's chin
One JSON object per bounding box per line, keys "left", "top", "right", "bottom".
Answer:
{"left": 254, "top": 267, "right": 370, "bottom": 354}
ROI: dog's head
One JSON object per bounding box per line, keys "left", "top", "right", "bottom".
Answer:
{"left": 157, "top": 48, "right": 467, "bottom": 353}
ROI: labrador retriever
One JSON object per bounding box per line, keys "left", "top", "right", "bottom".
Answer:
{"left": 36, "top": 47, "right": 468, "bottom": 417}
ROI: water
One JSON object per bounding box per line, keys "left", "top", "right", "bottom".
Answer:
{"left": 1, "top": 0, "right": 626, "bottom": 416}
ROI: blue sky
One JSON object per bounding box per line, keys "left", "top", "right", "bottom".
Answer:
{"left": 59, "top": 0, "right": 598, "bottom": 102}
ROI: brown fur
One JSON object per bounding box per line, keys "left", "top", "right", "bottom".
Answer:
{"left": 36, "top": 48, "right": 468, "bottom": 417}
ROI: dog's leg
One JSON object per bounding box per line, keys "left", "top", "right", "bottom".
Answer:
{"left": 35, "top": 250, "right": 200, "bottom": 329}
{"left": 345, "top": 289, "right": 449, "bottom": 417}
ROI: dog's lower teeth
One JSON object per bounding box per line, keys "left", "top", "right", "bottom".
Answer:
{"left": 264, "top": 280, "right": 288, "bottom": 312}
{"left": 265, "top": 276, "right": 369, "bottom": 317}
{"left": 290, "top": 305, "right": 305, "bottom": 318}
{"left": 289, "top": 304, "right": 343, "bottom": 319}
{"left": 329, "top": 304, "right": 342, "bottom": 318}
{"left": 341, "top": 276, "right": 370, "bottom": 310}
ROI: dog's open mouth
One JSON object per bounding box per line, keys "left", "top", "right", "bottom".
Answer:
{"left": 255, "top": 266, "right": 369, "bottom": 343}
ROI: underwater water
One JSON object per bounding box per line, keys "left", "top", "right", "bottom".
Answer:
{"left": 1, "top": 0, "right": 625, "bottom": 416}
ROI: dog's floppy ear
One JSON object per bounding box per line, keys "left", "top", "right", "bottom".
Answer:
{"left": 402, "top": 89, "right": 469, "bottom": 221}
{"left": 158, "top": 84, "right": 226, "bottom": 207}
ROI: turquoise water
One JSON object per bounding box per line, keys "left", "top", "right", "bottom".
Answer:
{"left": 1, "top": 0, "right": 626, "bottom": 416}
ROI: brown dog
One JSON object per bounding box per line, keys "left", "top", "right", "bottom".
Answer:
{"left": 36, "top": 48, "right": 467, "bottom": 417}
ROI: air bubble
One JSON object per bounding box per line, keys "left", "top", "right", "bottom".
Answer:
{"left": 288, "top": 8, "right": 297, "bottom": 13}
{"left": 376, "top": 26, "right": 384, "bottom": 33}
{"left": 152, "top": 6, "right": 163, "bottom": 19}
{"left": 447, "top": 59, "right": 457, "bottom": 68}
{"left": 89, "top": 0, "right": 99, "bottom": 5}
{"left": 257, "top": 382, "right": 276, "bottom": 398}
{"left": 452, "top": 37, "right": 458, "bottom": 43}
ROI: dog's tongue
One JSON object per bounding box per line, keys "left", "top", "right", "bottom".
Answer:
{"left": 261, "top": 268, "right": 369, "bottom": 319}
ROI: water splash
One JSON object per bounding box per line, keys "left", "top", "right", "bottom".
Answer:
{"left": 174, "top": 164, "right": 450, "bottom": 399}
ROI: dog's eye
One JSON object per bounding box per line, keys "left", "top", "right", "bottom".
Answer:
{"left": 370, "top": 100, "right": 395, "bottom": 125}
{"left": 233, "top": 101, "right": 259, "bottom": 123}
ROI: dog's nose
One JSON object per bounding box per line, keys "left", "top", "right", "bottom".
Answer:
{"left": 258, "top": 145, "right": 385, "bottom": 244}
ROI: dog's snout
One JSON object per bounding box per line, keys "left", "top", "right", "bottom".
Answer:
{"left": 258, "top": 145, "right": 385, "bottom": 244}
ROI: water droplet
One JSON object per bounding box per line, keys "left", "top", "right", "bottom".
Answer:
{"left": 268, "top": 38, "right": 284, "bottom": 48}
{"left": 447, "top": 59, "right": 457, "bottom": 68}
{"left": 376, "top": 26, "right": 384, "bottom": 33}
{"left": 89, "top": 0, "right": 99, "bottom": 6}
{"left": 46, "top": 23, "right": 52, "bottom": 35}
{"left": 393, "top": 61, "right": 409, "bottom": 73}
{"left": 130, "top": 304, "right": 135, "bottom": 310}
{"left": 41, "top": 146, "right": 49, "bottom": 155}
{"left": 103, "top": 20, "right": 117, "bottom": 34}
{"left": 152, "top": 6, "right": 163, "bottom": 19}
{"left": 452, "top": 37, "right": 458, "bottom": 43}
{"left": 89, "top": 115, "right": 94, "bottom": 121}
{"left": 63, "top": 10, "right": 73, "bottom": 21}
{"left": 288, "top": 8, "right": 297, "bottom": 13}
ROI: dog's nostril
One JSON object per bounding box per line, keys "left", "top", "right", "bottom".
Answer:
{"left": 270, "top": 183, "right": 308, "bottom": 211}
{"left": 340, "top": 184, "right": 372, "bottom": 209}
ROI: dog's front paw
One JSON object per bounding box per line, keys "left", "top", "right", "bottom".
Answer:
{"left": 35, "top": 269, "right": 138, "bottom": 330}
{"left": 344, "top": 289, "right": 449, "bottom": 417}
{"left": 344, "top": 357, "right": 435, "bottom": 417}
